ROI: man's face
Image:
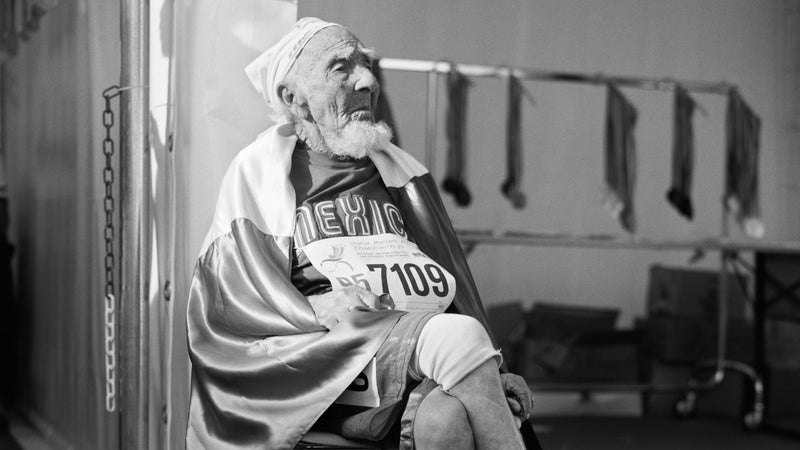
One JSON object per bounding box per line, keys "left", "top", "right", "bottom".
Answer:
{"left": 289, "top": 27, "right": 379, "bottom": 133}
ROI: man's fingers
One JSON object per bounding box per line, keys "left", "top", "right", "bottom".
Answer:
{"left": 508, "top": 386, "right": 533, "bottom": 418}
{"left": 507, "top": 397, "right": 522, "bottom": 415}
{"left": 378, "top": 293, "right": 395, "bottom": 310}
{"left": 355, "top": 288, "right": 381, "bottom": 309}
{"left": 502, "top": 373, "right": 534, "bottom": 419}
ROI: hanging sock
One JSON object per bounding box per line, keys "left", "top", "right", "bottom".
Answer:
{"left": 371, "top": 58, "right": 400, "bottom": 146}
{"left": 725, "top": 89, "right": 763, "bottom": 238}
{"left": 441, "top": 66, "right": 472, "bottom": 207}
{"left": 666, "top": 85, "right": 697, "bottom": 220}
{"left": 501, "top": 74, "right": 527, "bottom": 209}
{"left": 603, "top": 83, "right": 638, "bottom": 233}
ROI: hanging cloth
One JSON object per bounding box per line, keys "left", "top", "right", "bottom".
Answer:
{"left": 603, "top": 83, "right": 638, "bottom": 233}
{"left": 372, "top": 58, "right": 401, "bottom": 146}
{"left": 724, "top": 89, "right": 763, "bottom": 238}
{"left": 501, "top": 74, "right": 526, "bottom": 209}
{"left": 442, "top": 66, "right": 472, "bottom": 207}
{"left": 666, "top": 84, "right": 697, "bottom": 220}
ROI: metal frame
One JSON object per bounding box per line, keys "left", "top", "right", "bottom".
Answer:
{"left": 119, "top": 0, "right": 150, "bottom": 448}
{"left": 458, "top": 231, "right": 772, "bottom": 427}
{"left": 378, "top": 57, "right": 733, "bottom": 94}
{"left": 375, "top": 56, "right": 796, "bottom": 429}
{"left": 378, "top": 57, "right": 735, "bottom": 181}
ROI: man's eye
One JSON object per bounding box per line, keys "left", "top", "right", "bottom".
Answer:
{"left": 332, "top": 61, "right": 348, "bottom": 72}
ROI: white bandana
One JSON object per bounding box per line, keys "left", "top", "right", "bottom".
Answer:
{"left": 245, "top": 17, "right": 339, "bottom": 117}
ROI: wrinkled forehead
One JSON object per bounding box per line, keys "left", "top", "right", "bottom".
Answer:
{"left": 294, "top": 26, "right": 374, "bottom": 71}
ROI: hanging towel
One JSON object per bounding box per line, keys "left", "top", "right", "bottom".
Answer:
{"left": 725, "top": 89, "right": 763, "bottom": 238}
{"left": 666, "top": 85, "right": 697, "bottom": 220}
{"left": 604, "top": 83, "right": 638, "bottom": 233}
{"left": 442, "top": 67, "right": 472, "bottom": 207}
{"left": 372, "top": 58, "right": 401, "bottom": 146}
{"left": 501, "top": 75, "right": 526, "bottom": 209}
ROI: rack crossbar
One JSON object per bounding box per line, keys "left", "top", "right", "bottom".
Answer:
{"left": 457, "top": 229, "right": 800, "bottom": 254}
{"left": 379, "top": 57, "right": 733, "bottom": 95}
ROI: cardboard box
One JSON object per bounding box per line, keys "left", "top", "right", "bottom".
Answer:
{"left": 554, "top": 335, "right": 641, "bottom": 384}
{"left": 486, "top": 302, "right": 526, "bottom": 344}
{"left": 640, "top": 316, "right": 753, "bottom": 364}
{"left": 765, "top": 367, "right": 800, "bottom": 416}
{"left": 764, "top": 319, "right": 800, "bottom": 368}
{"left": 486, "top": 302, "right": 527, "bottom": 372}
{"left": 522, "top": 331, "right": 642, "bottom": 384}
{"left": 758, "top": 252, "right": 800, "bottom": 321}
{"left": 525, "top": 302, "right": 619, "bottom": 340}
{"left": 646, "top": 265, "right": 748, "bottom": 320}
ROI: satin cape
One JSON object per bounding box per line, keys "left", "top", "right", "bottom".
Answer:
{"left": 186, "top": 122, "right": 494, "bottom": 449}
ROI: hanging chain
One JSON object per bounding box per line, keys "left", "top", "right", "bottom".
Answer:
{"left": 102, "top": 85, "right": 121, "bottom": 413}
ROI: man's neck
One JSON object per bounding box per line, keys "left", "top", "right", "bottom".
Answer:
{"left": 294, "top": 120, "right": 329, "bottom": 154}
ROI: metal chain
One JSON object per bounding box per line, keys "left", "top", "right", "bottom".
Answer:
{"left": 102, "top": 85, "right": 121, "bottom": 413}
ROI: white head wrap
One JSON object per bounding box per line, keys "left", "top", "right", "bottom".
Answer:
{"left": 245, "top": 17, "right": 340, "bottom": 120}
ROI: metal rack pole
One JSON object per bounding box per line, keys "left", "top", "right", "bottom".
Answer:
{"left": 119, "top": 0, "right": 150, "bottom": 447}
{"left": 424, "top": 69, "right": 438, "bottom": 173}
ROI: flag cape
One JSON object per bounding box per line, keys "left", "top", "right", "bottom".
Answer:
{"left": 186, "top": 122, "right": 493, "bottom": 449}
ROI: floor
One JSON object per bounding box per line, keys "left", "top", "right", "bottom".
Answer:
{"left": 0, "top": 414, "right": 21, "bottom": 450}
{"left": 1, "top": 412, "right": 799, "bottom": 449}
{"left": 535, "top": 416, "right": 800, "bottom": 450}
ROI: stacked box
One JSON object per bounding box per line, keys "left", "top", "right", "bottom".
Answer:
{"left": 518, "top": 302, "right": 642, "bottom": 384}
{"left": 764, "top": 319, "right": 800, "bottom": 368}
{"left": 759, "top": 253, "right": 800, "bottom": 321}
{"left": 646, "top": 265, "right": 749, "bottom": 320}
{"left": 641, "top": 316, "right": 753, "bottom": 364}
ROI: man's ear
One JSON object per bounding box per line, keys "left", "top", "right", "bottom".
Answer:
{"left": 277, "top": 83, "right": 295, "bottom": 109}
{"left": 278, "top": 83, "right": 309, "bottom": 120}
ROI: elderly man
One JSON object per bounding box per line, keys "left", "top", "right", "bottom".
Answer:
{"left": 187, "top": 17, "right": 538, "bottom": 449}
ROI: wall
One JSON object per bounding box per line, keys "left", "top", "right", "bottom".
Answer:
{"left": 169, "top": 1, "right": 296, "bottom": 448}
{"left": 4, "top": 1, "right": 300, "bottom": 448}
{"left": 2, "top": 0, "right": 120, "bottom": 448}
{"left": 300, "top": 0, "right": 800, "bottom": 325}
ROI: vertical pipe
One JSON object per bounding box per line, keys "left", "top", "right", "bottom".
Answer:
{"left": 753, "top": 253, "right": 767, "bottom": 408}
{"left": 713, "top": 202, "right": 731, "bottom": 383}
{"left": 120, "top": 0, "right": 150, "bottom": 448}
{"left": 424, "top": 69, "right": 438, "bottom": 173}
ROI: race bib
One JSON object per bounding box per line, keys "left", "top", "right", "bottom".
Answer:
{"left": 302, "top": 233, "right": 456, "bottom": 313}
{"left": 336, "top": 357, "right": 380, "bottom": 407}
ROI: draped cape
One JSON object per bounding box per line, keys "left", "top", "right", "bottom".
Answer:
{"left": 186, "top": 122, "right": 493, "bottom": 449}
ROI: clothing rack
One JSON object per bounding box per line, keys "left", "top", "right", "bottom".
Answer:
{"left": 378, "top": 56, "right": 734, "bottom": 171}
{"left": 377, "top": 56, "right": 774, "bottom": 428}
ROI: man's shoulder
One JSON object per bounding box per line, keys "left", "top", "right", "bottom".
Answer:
{"left": 228, "top": 123, "right": 297, "bottom": 171}
{"left": 371, "top": 144, "right": 428, "bottom": 188}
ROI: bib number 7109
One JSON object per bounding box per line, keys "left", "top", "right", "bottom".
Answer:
{"left": 366, "top": 263, "right": 450, "bottom": 298}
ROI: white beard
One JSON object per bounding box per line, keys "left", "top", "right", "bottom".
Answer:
{"left": 319, "top": 120, "right": 393, "bottom": 160}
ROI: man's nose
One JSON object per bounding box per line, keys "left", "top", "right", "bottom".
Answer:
{"left": 354, "top": 65, "right": 379, "bottom": 94}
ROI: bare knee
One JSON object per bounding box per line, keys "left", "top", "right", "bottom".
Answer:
{"left": 414, "top": 387, "right": 475, "bottom": 450}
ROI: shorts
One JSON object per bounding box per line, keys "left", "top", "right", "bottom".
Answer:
{"left": 310, "top": 311, "right": 438, "bottom": 446}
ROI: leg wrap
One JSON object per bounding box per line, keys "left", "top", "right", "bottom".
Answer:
{"left": 408, "top": 314, "right": 501, "bottom": 391}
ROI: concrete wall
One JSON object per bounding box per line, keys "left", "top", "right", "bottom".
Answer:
{"left": 300, "top": 0, "right": 800, "bottom": 325}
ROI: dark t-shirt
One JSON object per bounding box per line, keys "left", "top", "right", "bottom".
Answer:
{"left": 289, "top": 146, "right": 410, "bottom": 296}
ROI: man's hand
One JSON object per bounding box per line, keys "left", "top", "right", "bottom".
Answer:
{"left": 308, "top": 287, "right": 395, "bottom": 330}
{"left": 501, "top": 373, "right": 533, "bottom": 421}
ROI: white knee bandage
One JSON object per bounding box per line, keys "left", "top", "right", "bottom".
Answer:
{"left": 409, "top": 314, "right": 502, "bottom": 391}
